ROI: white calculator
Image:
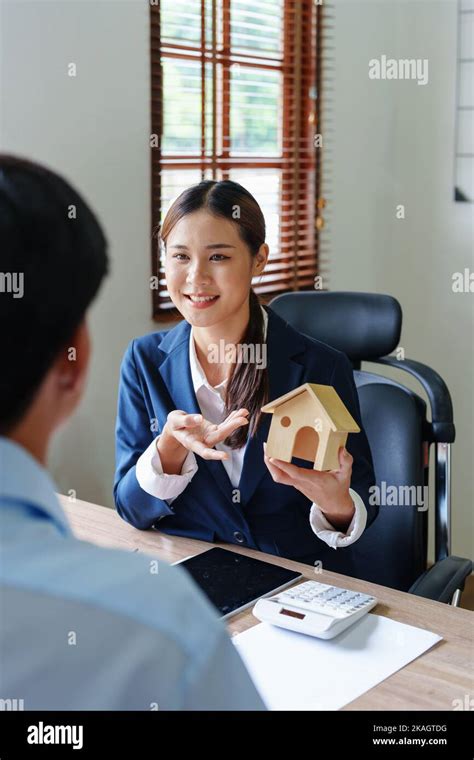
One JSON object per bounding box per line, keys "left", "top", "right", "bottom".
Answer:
{"left": 253, "top": 580, "right": 378, "bottom": 639}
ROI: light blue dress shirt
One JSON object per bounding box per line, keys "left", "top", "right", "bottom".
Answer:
{"left": 0, "top": 437, "right": 264, "bottom": 710}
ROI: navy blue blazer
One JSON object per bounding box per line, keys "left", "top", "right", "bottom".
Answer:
{"left": 114, "top": 306, "right": 377, "bottom": 574}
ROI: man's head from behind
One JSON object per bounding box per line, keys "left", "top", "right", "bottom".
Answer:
{"left": 0, "top": 155, "right": 108, "bottom": 456}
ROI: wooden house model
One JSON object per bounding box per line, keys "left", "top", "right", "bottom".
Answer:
{"left": 261, "top": 383, "right": 360, "bottom": 471}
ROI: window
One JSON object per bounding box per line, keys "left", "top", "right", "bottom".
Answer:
{"left": 150, "top": 0, "right": 324, "bottom": 318}
{"left": 454, "top": 0, "right": 474, "bottom": 202}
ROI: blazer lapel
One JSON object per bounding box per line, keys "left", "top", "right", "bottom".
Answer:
{"left": 237, "top": 307, "right": 306, "bottom": 506}
{"left": 158, "top": 321, "right": 199, "bottom": 414}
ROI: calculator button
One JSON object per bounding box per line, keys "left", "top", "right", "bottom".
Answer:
{"left": 274, "top": 582, "right": 376, "bottom": 621}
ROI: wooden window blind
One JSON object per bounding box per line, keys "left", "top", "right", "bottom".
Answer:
{"left": 150, "top": 0, "right": 326, "bottom": 320}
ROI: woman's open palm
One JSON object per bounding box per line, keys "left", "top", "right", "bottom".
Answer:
{"left": 164, "top": 408, "right": 249, "bottom": 460}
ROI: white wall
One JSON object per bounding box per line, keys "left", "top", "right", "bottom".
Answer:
{"left": 1, "top": 0, "right": 472, "bottom": 559}
{"left": 324, "top": 0, "right": 474, "bottom": 560}
{"left": 0, "top": 0, "right": 169, "bottom": 507}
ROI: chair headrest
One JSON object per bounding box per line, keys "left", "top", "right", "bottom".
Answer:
{"left": 269, "top": 292, "right": 402, "bottom": 362}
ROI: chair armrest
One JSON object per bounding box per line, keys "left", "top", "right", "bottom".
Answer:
{"left": 408, "top": 556, "right": 472, "bottom": 604}
{"left": 371, "top": 357, "right": 455, "bottom": 443}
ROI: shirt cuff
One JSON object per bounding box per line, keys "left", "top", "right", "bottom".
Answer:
{"left": 309, "top": 488, "right": 367, "bottom": 549}
{"left": 135, "top": 436, "right": 198, "bottom": 503}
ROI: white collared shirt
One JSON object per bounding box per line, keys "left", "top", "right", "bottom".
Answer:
{"left": 136, "top": 306, "right": 367, "bottom": 549}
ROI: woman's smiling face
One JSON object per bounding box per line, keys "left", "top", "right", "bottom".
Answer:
{"left": 164, "top": 210, "right": 266, "bottom": 327}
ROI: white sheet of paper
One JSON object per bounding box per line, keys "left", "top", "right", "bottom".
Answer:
{"left": 233, "top": 614, "right": 442, "bottom": 710}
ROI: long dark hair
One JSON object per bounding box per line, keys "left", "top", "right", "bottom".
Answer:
{"left": 160, "top": 180, "right": 268, "bottom": 449}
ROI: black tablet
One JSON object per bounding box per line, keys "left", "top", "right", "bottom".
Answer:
{"left": 178, "top": 547, "right": 302, "bottom": 619}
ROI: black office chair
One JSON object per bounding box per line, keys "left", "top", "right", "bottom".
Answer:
{"left": 269, "top": 291, "right": 472, "bottom": 605}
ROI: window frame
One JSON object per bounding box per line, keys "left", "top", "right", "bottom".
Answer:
{"left": 150, "top": 0, "right": 324, "bottom": 321}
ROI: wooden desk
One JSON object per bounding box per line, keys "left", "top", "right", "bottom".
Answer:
{"left": 60, "top": 495, "right": 474, "bottom": 711}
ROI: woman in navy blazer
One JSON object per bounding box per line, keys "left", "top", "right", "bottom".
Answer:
{"left": 114, "top": 180, "right": 377, "bottom": 576}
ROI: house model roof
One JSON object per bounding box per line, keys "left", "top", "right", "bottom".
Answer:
{"left": 261, "top": 382, "right": 360, "bottom": 433}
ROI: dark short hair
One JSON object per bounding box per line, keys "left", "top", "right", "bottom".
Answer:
{"left": 0, "top": 155, "right": 108, "bottom": 433}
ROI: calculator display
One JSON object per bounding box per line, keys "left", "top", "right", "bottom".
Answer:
{"left": 280, "top": 608, "right": 305, "bottom": 620}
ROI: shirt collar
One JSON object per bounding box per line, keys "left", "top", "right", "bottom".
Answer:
{"left": 189, "top": 304, "right": 268, "bottom": 395}
{"left": 0, "top": 437, "right": 72, "bottom": 535}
